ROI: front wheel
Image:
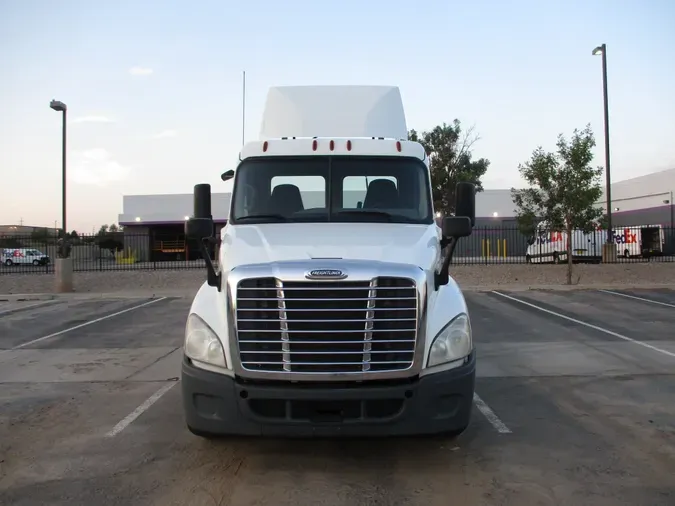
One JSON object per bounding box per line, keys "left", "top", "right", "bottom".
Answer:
{"left": 443, "top": 422, "right": 470, "bottom": 438}
{"left": 4, "top": 259, "right": 12, "bottom": 266}
{"left": 32, "top": 260, "right": 40, "bottom": 266}
{"left": 187, "top": 424, "right": 220, "bottom": 440}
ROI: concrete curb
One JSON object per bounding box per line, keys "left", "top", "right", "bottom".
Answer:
{"left": 0, "top": 293, "right": 59, "bottom": 302}
{"left": 0, "top": 290, "right": 197, "bottom": 302}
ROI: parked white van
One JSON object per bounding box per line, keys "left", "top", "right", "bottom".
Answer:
{"left": 525, "top": 225, "right": 607, "bottom": 263}
{"left": 2, "top": 248, "right": 51, "bottom": 266}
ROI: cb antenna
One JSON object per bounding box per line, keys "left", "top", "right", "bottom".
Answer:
{"left": 241, "top": 70, "right": 246, "bottom": 146}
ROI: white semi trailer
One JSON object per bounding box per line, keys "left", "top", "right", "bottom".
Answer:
{"left": 181, "top": 85, "right": 477, "bottom": 437}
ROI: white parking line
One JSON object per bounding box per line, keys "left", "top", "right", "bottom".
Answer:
{"left": 106, "top": 381, "right": 177, "bottom": 437}
{"left": 492, "top": 291, "right": 675, "bottom": 359}
{"left": 473, "top": 393, "right": 512, "bottom": 434}
{"left": 598, "top": 289, "right": 675, "bottom": 309}
{"left": 7, "top": 297, "right": 168, "bottom": 351}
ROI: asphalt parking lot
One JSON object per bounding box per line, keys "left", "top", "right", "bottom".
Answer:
{"left": 1, "top": 288, "right": 673, "bottom": 506}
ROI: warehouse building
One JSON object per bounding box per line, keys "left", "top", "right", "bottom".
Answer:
{"left": 118, "top": 193, "right": 231, "bottom": 262}
{"left": 118, "top": 168, "right": 674, "bottom": 261}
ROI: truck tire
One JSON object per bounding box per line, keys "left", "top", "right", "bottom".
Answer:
{"left": 4, "top": 259, "right": 12, "bottom": 266}
{"left": 187, "top": 424, "right": 219, "bottom": 439}
{"left": 442, "top": 426, "right": 469, "bottom": 439}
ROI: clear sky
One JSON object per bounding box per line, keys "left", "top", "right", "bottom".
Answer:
{"left": 1, "top": 0, "right": 674, "bottom": 233}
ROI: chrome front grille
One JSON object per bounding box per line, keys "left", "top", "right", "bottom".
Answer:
{"left": 235, "top": 277, "right": 418, "bottom": 374}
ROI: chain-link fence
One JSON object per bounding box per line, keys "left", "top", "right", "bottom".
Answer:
{"left": 1, "top": 226, "right": 673, "bottom": 274}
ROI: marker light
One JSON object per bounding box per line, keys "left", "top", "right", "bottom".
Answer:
{"left": 329, "top": 140, "right": 335, "bottom": 151}
{"left": 347, "top": 140, "right": 352, "bottom": 151}
{"left": 263, "top": 141, "right": 269, "bottom": 152}
{"left": 312, "top": 139, "right": 318, "bottom": 151}
{"left": 396, "top": 141, "right": 402, "bottom": 152}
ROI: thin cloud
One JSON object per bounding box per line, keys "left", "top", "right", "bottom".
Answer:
{"left": 70, "top": 149, "right": 131, "bottom": 186}
{"left": 152, "top": 129, "right": 177, "bottom": 139}
{"left": 70, "top": 116, "right": 115, "bottom": 124}
{"left": 129, "top": 66, "right": 153, "bottom": 76}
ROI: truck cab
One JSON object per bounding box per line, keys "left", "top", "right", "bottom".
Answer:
{"left": 181, "top": 85, "right": 477, "bottom": 437}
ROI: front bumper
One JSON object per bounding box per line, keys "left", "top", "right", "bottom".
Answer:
{"left": 181, "top": 351, "right": 476, "bottom": 437}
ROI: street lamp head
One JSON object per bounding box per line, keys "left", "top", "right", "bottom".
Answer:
{"left": 50, "top": 99, "right": 67, "bottom": 112}
{"left": 592, "top": 45, "right": 605, "bottom": 56}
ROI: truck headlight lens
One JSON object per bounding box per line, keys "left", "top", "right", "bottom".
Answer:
{"left": 427, "top": 313, "right": 472, "bottom": 367}
{"left": 185, "top": 314, "right": 227, "bottom": 368}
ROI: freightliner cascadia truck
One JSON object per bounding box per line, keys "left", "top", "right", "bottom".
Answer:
{"left": 182, "top": 85, "right": 477, "bottom": 437}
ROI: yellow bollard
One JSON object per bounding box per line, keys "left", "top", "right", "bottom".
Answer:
{"left": 503, "top": 239, "right": 507, "bottom": 258}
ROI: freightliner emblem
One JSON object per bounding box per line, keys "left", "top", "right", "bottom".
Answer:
{"left": 305, "top": 269, "right": 348, "bottom": 280}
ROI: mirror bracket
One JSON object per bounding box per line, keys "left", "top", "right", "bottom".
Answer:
{"left": 199, "top": 237, "right": 221, "bottom": 290}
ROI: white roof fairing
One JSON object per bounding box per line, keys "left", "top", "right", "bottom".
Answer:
{"left": 259, "top": 85, "right": 409, "bottom": 140}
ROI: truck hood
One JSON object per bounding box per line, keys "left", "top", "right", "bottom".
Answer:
{"left": 220, "top": 223, "right": 441, "bottom": 272}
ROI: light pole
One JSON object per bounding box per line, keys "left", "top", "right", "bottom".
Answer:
{"left": 592, "top": 44, "right": 612, "bottom": 243}
{"left": 50, "top": 99, "right": 69, "bottom": 258}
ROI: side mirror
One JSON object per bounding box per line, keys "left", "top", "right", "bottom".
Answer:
{"left": 435, "top": 182, "right": 476, "bottom": 291}
{"left": 185, "top": 183, "right": 214, "bottom": 238}
{"left": 185, "top": 218, "right": 213, "bottom": 240}
{"left": 221, "top": 169, "right": 235, "bottom": 182}
{"left": 442, "top": 216, "right": 472, "bottom": 238}
{"left": 455, "top": 182, "right": 476, "bottom": 227}
{"left": 185, "top": 183, "right": 220, "bottom": 289}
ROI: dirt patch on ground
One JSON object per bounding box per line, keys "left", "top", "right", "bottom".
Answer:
{"left": 1, "top": 263, "right": 674, "bottom": 295}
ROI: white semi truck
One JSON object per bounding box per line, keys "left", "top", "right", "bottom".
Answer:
{"left": 181, "top": 85, "right": 477, "bottom": 437}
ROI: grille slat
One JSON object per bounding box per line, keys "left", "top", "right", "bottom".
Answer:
{"left": 236, "top": 276, "right": 418, "bottom": 374}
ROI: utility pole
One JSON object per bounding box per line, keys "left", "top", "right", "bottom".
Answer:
{"left": 592, "top": 44, "right": 612, "bottom": 242}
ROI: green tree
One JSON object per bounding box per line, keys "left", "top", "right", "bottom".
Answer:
{"left": 409, "top": 120, "right": 489, "bottom": 215}
{"left": 108, "top": 223, "right": 119, "bottom": 232}
{"left": 97, "top": 225, "right": 109, "bottom": 236}
{"left": 512, "top": 124, "right": 604, "bottom": 284}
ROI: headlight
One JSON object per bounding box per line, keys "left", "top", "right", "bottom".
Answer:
{"left": 427, "top": 313, "right": 472, "bottom": 367}
{"left": 185, "top": 314, "right": 227, "bottom": 368}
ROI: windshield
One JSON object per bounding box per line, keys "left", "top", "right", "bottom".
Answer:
{"left": 230, "top": 156, "right": 433, "bottom": 224}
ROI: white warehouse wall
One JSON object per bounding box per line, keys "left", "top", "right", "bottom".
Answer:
{"left": 118, "top": 193, "right": 231, "bottom": 225}
{"left": 599, "top": 168, "right": 674, "bottom": 213}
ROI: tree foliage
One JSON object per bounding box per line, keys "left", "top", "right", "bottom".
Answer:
{"left": 409, "top": 120, "right": 489, "bottom": 215}
{"left": 512, "top": 124, "right": 604, "bottom": 284}
{"left": 95, "top": 224, "right": 124, "bottom": 255}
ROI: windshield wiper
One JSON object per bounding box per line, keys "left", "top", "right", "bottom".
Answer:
{"left": 334, "top": 210, "right": 419, "bottom": 223}
{"left": 334, "top": 210, "right": 393, "bottom": 221}
{"left": 236, "top": 214, "right": 289, "bottom": 222}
